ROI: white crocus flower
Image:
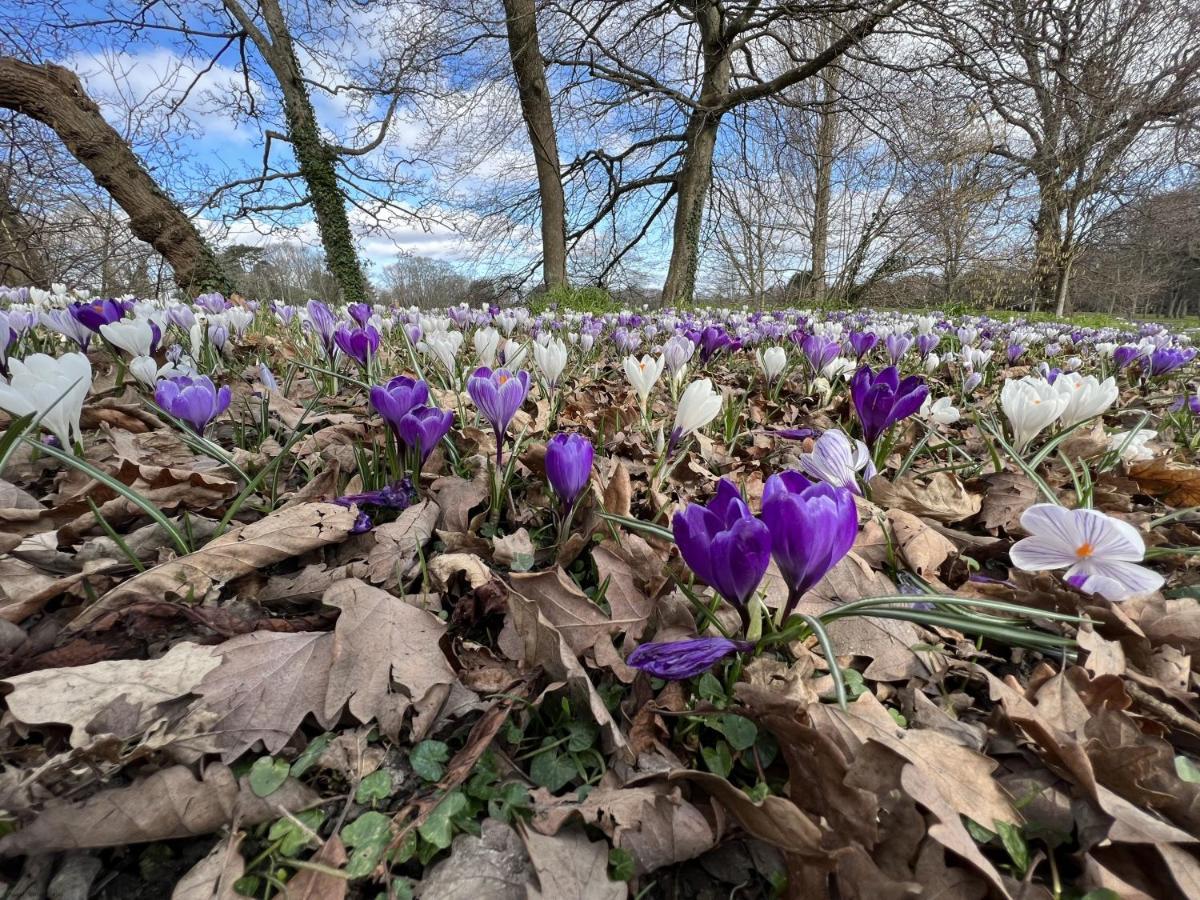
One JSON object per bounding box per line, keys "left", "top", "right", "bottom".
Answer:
{"left": 1009, "top": 504, "right": 1163, "bottom": 601}
{"left": 1095, "top": 342, "right": 1117, "bottom": 358}
{"left": 917, "top": 315, "right": 936, "bottom": 335}
{"left": 0, "top": 352, "right": 91, "bottom": 448}
{"left": 624, "top": 354, "right": 665, "bottom": 409}
{"left": 922, "top": 395, "right": 961, "bottom": 425}
{"left": 474, "top": 327, "right": 500, "bottom": 367}
{"left": 821, "top": 356, "right": 856, "bottom": 381}
{"left": 965, "top": 347, "right": 993, "bottom": 370}
{"left": 924, "top": 353, "right": 941, "bottom": 373}
{"left": 533, "top": 337, "right": 568, "bottom": 389}
{"left": 100, "top": 318, "right": 156, "bottom": 357}
{"left": 1001, "top": 376, "right": 1069, "bottom": 452}
{"left": 501, "top": 338, "right": 527, "bottom": 369}
{"left": 756, "top": 346, "right": 787, "bottom": 383}
{"left": 1108, "top": 429, "right": 1157, "bottom": 463}
{"left": 1053, "top": 372, "right": 1118, "bottom": 428}
{"left": 129, "top": 356, "right": 187, "bottom": 389}
{"left": 419, "top": 331, "right": 464, "bottom": 374}
{"left": 670, "top": 378, "right": 722, "bottom": 447}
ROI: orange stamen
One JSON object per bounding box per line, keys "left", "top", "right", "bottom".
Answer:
{"left": 1076, "top": 543, "right": 1094, "bottom": 558}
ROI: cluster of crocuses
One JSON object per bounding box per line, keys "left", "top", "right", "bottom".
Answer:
{"left": 369, "top": 375, "right": 455, "bottom": 472}
{"left": 1000, "top": 371, "right": 1120, "bottom": 452}
{"left": 627, "top": 472, "right": 858, "bottom": 680}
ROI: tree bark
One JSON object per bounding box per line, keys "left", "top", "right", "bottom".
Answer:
{"left": 503, "top": 0, "right": 568, "bottom": 290}
{"left": 224, "top": 0, "right": 369, "bottom": 302}
{"left": 0, "top": 57, "right": 231, "bottom": 294}
{"left": 809, "top": 61, "right": 840, "bottom": 302}
{"left": 661, "top": 2, "right": 731, "bottom": 306}
{"left": 0, "top": 179, "right": 50, "bottom": 288}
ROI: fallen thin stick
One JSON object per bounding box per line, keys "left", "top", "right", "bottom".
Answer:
{"left": 1125, "top": 681, "right": 1200, "bottom": 739}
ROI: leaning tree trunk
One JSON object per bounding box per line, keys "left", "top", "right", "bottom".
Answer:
{"left": 0, "top": 57, "right": 231, "bottom": 295}
{"left": 661, "top": 3, "right": 731, "bottom": 306}
{"left": 503, "top": 0, "right": 568, "bottom": 290}
{"left": 223, "top": 0, "right": 369, "bottom": 302}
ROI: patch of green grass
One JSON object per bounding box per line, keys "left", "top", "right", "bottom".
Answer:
{"left": 528, "top": 284, "right": 622, "bottom": 316}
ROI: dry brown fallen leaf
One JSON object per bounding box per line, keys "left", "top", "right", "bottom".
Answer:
{"left": 0, "top": 764, "right": 317, "bottom": 856}
{"left": 501, "top": 588, "right": 630, "bottom": 758}
{"left": 185, "top": 579, "right": 459, "bottom": 761}
{"left": 416, "top": 819, "right": 531, "bottom": 900}
{"left": 492, "top": 527, "right": 535, "bottom": 569}
{"left": 976, "top": 471, "right": 1040, "bottom": 532}
{"left": 341, "top": 499, "right": 439, "bottom": 587}
{"left": 521, "top": 824, "right": 624, "bottom": 900}
{"left": 3, "top": 640, "right": 219, "bottom": 747}
{"left": 1129, "top": 456, "right": 1200, "bottom": 507}
{"left": 886, "top": 508, "right": 957, "bottom": 576}
{"left": 171, "top": 833, "right": 245, "bottom": 900}
{"left": 870, "top": 472, "right": 983, "bottom": 523}
{"left": 531, "top": 782, "right": 714, "bottom": 875}
{"left": 66, "top": 501, "right": 359, "bottom": 632}
{"left": 669, "top": 770, "right": 823, "bottom": 855}
{"left": 321, "top": 578, "right": 460, "bottom": 740}
{"left": 282, "top": 836, "right": 348, "bottom": 900}
{"left": 508, "top": 566, "right": 625, "bottom": 657}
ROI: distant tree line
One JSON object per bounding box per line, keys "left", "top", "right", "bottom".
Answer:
{"left": 0, "top": 0, "right": 1197, "bottom": 317}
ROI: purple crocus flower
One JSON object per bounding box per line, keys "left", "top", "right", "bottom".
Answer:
{"left": 68, "top": 299, "right": 125, "bottom": 332}
{"left": 397, "top": 405, "right": 455, "bottom": 464}
{"left": 167, "top": 304, "right": 196, "bottom": 331}
{"left": 1005, "top": 343, "right": 1025, "bottom": 364}
{"left": 208, "top": 324, "right": 229, "bottom": 353}
{"left": 1112, "top": 346, "right": 1140, "bottom": 370}
{"left": 334, "top": 325, "right": 380, "bottom": 368}
{"left": 334, "top": 479, "right": 415, "bottom": 512}
{"left": 761, "top": 471, "right": 858, "bottom": 617}
{"left": 673, "top": 479, "right": 771, "bottom": 628}
{"left": 347, "top": 303, "right": 372, "bottom": 327}
{"left": 154, "top": 375, "right": 232, "bottom": 435}
{"left": 916, "top": 333, "right": 940, "bottom": 359}
{"left": 612, "top": 327, "right": 641, "bottom": 355}
{"left": 848, "top": 331, "right": 878, "bottom": 359}
{"left": 306, "top": 299, "right": 339, "bottom": 357}
{"left": 370, "top": 376, "right": 430, "bottom": 442}
{"left": 467, "top": 367, "right": 531, "bottom": 465}
{"left": 884, "top": 333, "right": 913, "bottom": 365}
{"left": 626, "top": 637, "right": 754, "bottom": 680}
{"left": 697, "top": 326, "right": 735, "bottom": 363}
{"left": 1149, "top": 347, "right": 1196, "bottom": 377}
{"left": 801, "top": 334, "right": 841, "bottom": 373}
{"left": 545, "top": 432, "right": 594, "bottom": 508}
{"left": 849, "top": 365, "right": 928, "bottom": 448}
{"left": 195, "top": 292, "right": 227, "bottom": 314}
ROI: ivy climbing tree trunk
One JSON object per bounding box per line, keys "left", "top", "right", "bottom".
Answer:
{"left": 0, "top": 57, "right": 231, "bottom": 295}
{"left": 222, "top": 0, "right": 369, "bottom": 302}
{"left": 503, "top": 0, "right": 568, "bottom": 290}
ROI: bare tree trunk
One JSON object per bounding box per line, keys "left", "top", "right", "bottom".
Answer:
{"left": 0, "top": 179, "right": 50, "bottom": 287}
{"left": 1030, "top": 191, "right": 1063, "bottom": 313}
{"left": 503, "top": 0, "right": 568, "bottom": 290}
{"left": 224, "top": 0, "right": 369, "bottom": 302}
{"left": 0, "top": 58, "right": 231, "bottom": 294}
{"left": 1054, "top": 253, "right": 1074, "bottom": 317}
{"left": 810, "top": 61, "right": 840, "bottom": 302}
{"left": 661, "top": 3, "right": 730, "bottom": 306}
